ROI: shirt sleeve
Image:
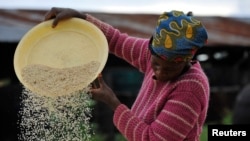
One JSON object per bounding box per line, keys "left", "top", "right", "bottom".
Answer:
{"left": 85, "top": 14, "right": 151, "bottom": 73}
{"left": 113, "top": 91, "right": 203, "bottom": 141}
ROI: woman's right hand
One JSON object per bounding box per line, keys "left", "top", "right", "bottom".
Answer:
{"left": 44, "top": 7, "right": 86, "bottom": 28}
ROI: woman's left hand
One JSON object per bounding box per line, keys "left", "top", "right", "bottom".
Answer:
{"left": 90, "top": 75, "right": 121, "bottom": 111}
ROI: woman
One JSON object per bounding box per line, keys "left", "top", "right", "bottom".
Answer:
{"left": 44, "top": 7, "right": 209, "bottom": 141}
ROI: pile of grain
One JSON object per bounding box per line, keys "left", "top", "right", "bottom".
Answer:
{"left": 18, "top": 61, "right": 100, "bottom": 141}
{"left": 21, "top": 61, "right": 100, "bottom": 97}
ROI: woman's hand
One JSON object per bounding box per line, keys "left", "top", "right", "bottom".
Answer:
{"left": 90, "top": 75, "right": 121, "bottom": 111}
{"left": 44, "top": 7, "right": 86, "bottom": 28}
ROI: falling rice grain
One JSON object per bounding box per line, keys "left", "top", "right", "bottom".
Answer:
{"left": 18, "top": 61, "right": 100, "bottom": 141}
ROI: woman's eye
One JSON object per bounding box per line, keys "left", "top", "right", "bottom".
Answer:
{"left": 152, "top": 61, "right": 160, "bottom": 66}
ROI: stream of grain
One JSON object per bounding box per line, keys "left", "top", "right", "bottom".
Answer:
{"left": 17, "top": 61, "right": 100, "bottom": 141}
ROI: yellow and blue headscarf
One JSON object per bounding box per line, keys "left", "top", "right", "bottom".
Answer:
{"left": 149, "top": 10, "right": 208, "bottom": 62}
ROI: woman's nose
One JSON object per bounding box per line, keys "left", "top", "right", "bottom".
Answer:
{"left": 155, "top": 69, "right": 162, "bottom": 76}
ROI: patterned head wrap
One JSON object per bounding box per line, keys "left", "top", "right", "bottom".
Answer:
{"left": 149, "top": 10, "right": 208, "bottom": 62}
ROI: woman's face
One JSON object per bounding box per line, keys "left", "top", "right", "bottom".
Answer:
{"left": 151, "top": 55, "right": 187, "bottom": 82}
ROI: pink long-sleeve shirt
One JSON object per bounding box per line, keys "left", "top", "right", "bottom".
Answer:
{"left": 86, "top": 14, "right": 210, "bottom": 141}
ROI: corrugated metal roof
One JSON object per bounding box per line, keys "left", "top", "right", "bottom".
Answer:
{"left": 0, "top": 9, "right": 43, "bottom": 42}
{"left": 1, "top": 9, "right": 250, "bottom": 47}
